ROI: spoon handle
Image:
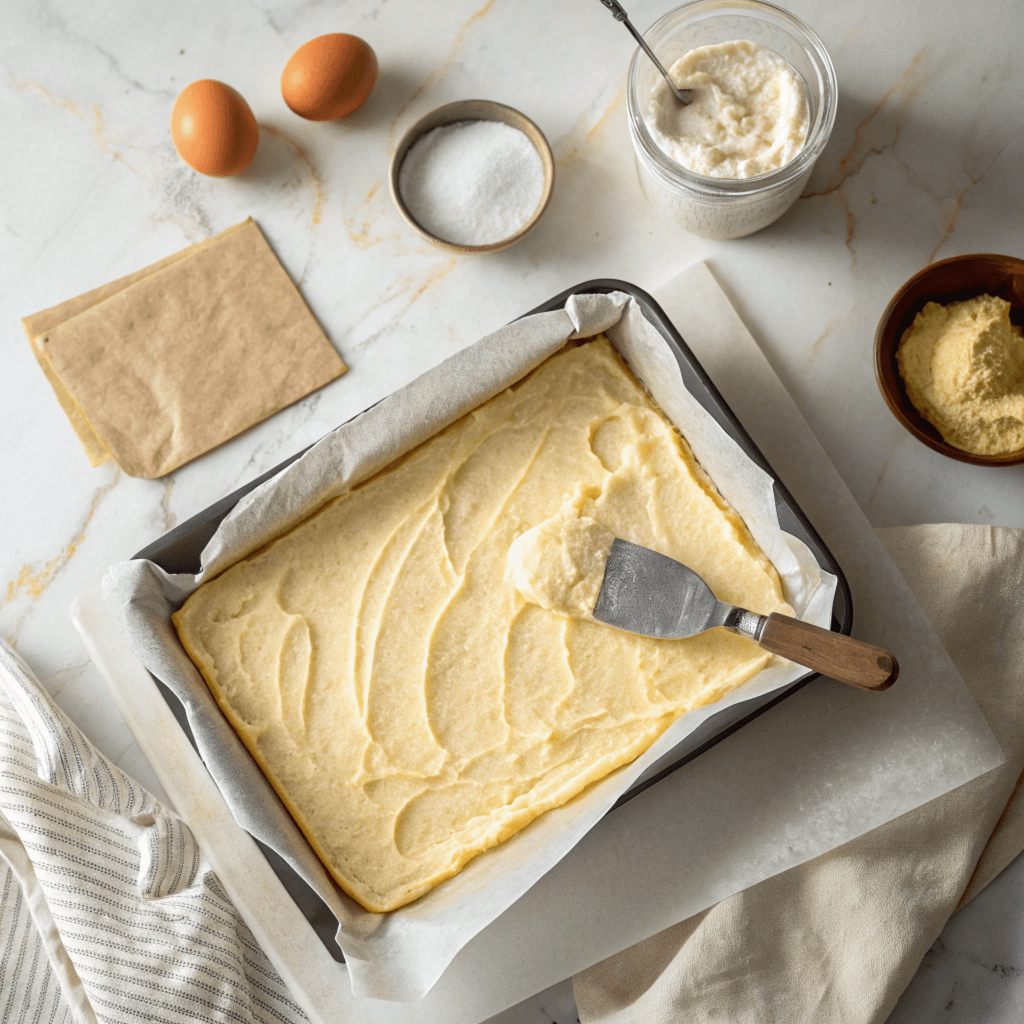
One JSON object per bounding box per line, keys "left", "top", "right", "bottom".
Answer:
{"left": 757, "top": 613, "right": 899, "bottom": 692}
{"left": 597, "top": 0, "right": 629, "bottom": 20}
{"left": 595, "top": 0, "right": 692, "bottom": 105}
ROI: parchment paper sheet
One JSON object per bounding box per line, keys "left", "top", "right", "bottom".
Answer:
{"left": 104, "top": 291, "right": 834, "bottom": 1000}
{"left": 27, "top": 219, "right": 346, "bottom": 479}
{"left": 21, "top": 222, "right": 251, "bottom": 466}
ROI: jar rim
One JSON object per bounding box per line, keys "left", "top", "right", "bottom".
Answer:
{"left": 626, "top": 0, "right": 838, "bottom": 197}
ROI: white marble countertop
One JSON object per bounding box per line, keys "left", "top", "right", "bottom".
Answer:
{"left": 2, "top": 0, "right": 1022, "bottom": 1020}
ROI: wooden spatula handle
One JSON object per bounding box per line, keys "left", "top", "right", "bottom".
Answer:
{"left": 758, "top": 613, "right": 898, "bottom": 691}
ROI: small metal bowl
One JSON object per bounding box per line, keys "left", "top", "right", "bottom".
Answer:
{"left": 874, "top": 252, "right": 1024, "bottom": 466}
{"left": 389, "top": 99, "right": 555, "bottom": 254}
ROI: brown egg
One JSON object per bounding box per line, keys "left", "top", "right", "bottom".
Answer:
{"left": 281, "top": 34, "right": 378, "bottom": 121}
{"left": 170, "top": 79, "right": 259, "bottom": 177}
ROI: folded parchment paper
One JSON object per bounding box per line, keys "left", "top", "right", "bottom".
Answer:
{"left": 103, "top": 291, "right": 838, "bottom": 1001}
{"left": 24, "top": 219, "right": 346, "bottom": 478}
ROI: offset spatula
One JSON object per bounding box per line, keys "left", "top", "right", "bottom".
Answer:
{"left": 593, "top": 539, "right": 898, "bottom": 692}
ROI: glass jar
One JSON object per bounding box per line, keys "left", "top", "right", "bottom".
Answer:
{"left": 626, "top": 0, "right": 837, "bottom": 240}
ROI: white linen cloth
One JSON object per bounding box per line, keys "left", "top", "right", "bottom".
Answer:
{"left": 574, "top": 523, "right": 1024, "bottom": 1024}
{"left": 0, "top": 637, "right": 307, "bottom": 1024}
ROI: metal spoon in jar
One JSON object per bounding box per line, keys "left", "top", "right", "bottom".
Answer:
{"left": 597, "top": 0, "right": 692, "bottom": 105}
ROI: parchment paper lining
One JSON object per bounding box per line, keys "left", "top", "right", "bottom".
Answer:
{"left": 102, "top": 292, "right": 835, "bottom": 1001}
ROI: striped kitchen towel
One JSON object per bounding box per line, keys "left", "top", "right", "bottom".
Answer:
{"left": 0, "top": 637, "right": 308, "bottom": 1024}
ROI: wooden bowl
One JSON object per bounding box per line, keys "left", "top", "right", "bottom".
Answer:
{"left": 874, "top": 253, "right": 1024, "bottom": 466}
{"left": 389, "top": 99, "right": 555, "bottom": 255}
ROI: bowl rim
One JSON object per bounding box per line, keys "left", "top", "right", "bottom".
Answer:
{"left": 389, "top": 99, "right": 555, "bottom": 254}
{"left": 873, "top": 252, "right": 1024, "bottom": 467}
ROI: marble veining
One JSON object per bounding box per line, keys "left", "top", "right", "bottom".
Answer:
{"left": 3, "top": 0, "right": 1024, "bottom": 1020}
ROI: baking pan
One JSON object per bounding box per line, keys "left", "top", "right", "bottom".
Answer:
{"left": 132, "top": 279, "right": 852, "bottom": 961}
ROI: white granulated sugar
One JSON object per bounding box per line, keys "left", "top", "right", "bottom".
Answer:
{"left": 399, "top": 120, "right": 546, "bottom": 246}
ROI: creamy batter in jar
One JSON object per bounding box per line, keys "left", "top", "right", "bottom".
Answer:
{"left": 647, "top": 40, "right": 810, "bottom": 179}
{"left": 626, "top": 1, "right": 837, "bottom": 240}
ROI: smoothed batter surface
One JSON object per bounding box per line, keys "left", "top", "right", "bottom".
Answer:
{"left": 174, "top": 337, "right": 787, "bottom": 912}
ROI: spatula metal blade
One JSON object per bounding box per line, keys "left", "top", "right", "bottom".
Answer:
{"left": 593, "top": 538, "right": 723, "bottom": 640}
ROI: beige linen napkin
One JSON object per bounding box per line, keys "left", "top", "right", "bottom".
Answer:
{"left": 574, "top": 522, "right": 1024, "bottom": 1024}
